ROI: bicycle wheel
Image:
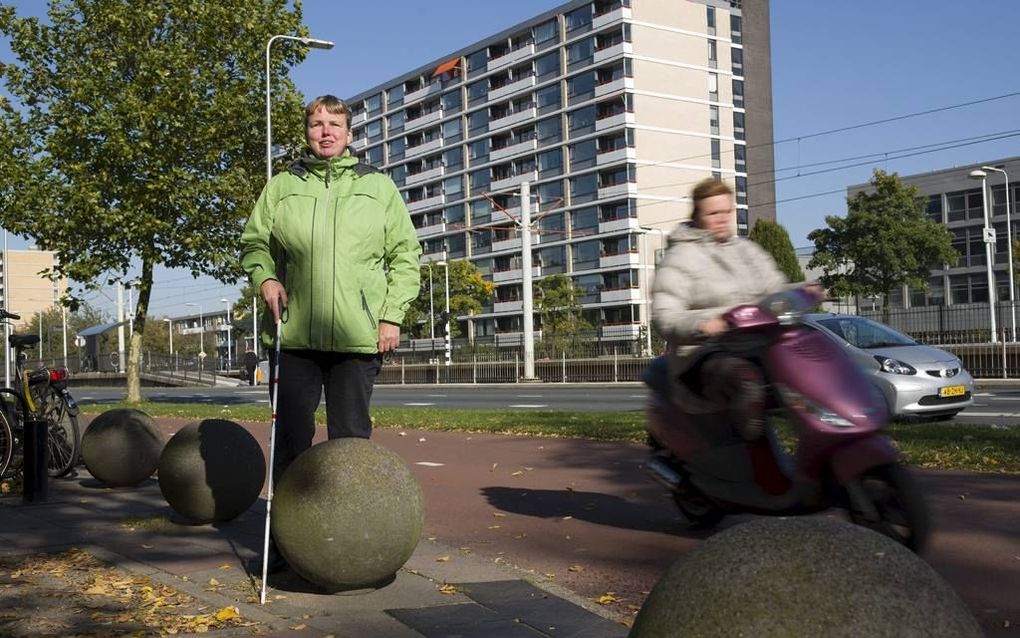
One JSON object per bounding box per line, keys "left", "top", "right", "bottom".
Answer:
{"left": 37, "top": 387, "right": 80, "bottom": 478}
{"left": 0, "top": 409, "right": 13, "bottom": 479}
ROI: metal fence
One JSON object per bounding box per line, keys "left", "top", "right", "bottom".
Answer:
{"left": 378, "top": 351, "right": 652, "bottom": 385}
{"left": 23, "top": 351, "right": 219, "bottom": 386}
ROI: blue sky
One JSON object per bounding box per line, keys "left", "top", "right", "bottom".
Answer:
{"left": 3, "top": 0, "right": 1020, "bottom": 319}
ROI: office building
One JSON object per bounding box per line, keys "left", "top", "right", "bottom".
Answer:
{"left": 847, "top": 156, "right": 1020, "bottom": 309}
{"left": 0, "top": 248, "right": 65, "bottom": 328}
{"left": 346, "top": 0, "right": 775, "bottom": 346}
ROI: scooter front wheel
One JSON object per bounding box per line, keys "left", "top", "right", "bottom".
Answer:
{"left": 673, "top": 485, "right": 725, "bottom": 528}
{"left": 846, "top": 463, "right": 930, "bottom": 552}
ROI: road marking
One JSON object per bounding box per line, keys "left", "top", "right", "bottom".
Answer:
{"left": 516, "top": 394, "right": 543, "bottom": 398}
{"left": 974, "top": 392, "right": 994, "bottom": 397}
{"left": 983, "top": 397, "right": 1020, "bottom": 401}
{"left": 427, "top": 394, "right": 447, "bottom": 397}
{"left": 956, "top": 411, "right": 1020, "bottom": 417}
{"left": 629, "top": 394, "right": 646, "bottom": 398}
{"left": 404, "top": 402, "right": 435, "bottom": 406}
{"left": 509, "top": 404, "right": 548, "bottom": 408}
{"left": 416, "top": 461, "right": 445, "bottom": 467}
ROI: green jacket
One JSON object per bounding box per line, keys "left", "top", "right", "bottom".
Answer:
{"left": 240, "top": 150, "right": 421, "bottom": 353}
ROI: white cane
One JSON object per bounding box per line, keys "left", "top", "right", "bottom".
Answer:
{"left": 259, "top": 317, "right": 283, "bottom": 605}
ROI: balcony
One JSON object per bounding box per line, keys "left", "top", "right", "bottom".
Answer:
{"left": 493, "top": 330, "right": 544, "bottom": 346}
{"left": 406, "top": 165, "right": 445, "bottom": 186}
{"left": 491, "top": 138, "right": 537, "bottom": 162}
{"left": 599, "top": 251, "right": 640, "bottom": 268}
{"left": 593, "top": 41, "right": 632, "bottom": 64}
{"left": 592, "top": 6, "right": 632, "bottom": 30}
{"left": 487, "top": 44, "right": 535, "bottom": 72}
{"left": 598, "top": 216, "right": 639, "bottom": 234}
{"left": 491, "top": 170, "right": 538, "bottom": 193}
{"left": 352, "top": 111, "right": 368, "bottom": 125}
{"left": 493, "top": 231, "right": 543, "bottom": 252}
{"left": 594, "top": 76, "right": 634, "bottom": 98}
{"left": 595, "top": 111, "right": 634, "bottom": 131}
{"left": 489, "top": 106, "right": 536, "bottom": 132}
{"left": 405, "top": 137, "right": 444, "bottom": 158}
{"left": 598, "top": 182, "right": 637, "bottom": 200}
{"left": 494, "top": 300, "right": 524, "bottom": 313}
{"left": 404, "top": 82, "right": 443, "bottom": 105}
{"left": 350, "top": 137, "right": 369, "bottom": 151}
{"left": 406, "top": 193, "right": 445, "bottom": 213}
{"left": 416, "top": 221, "right": 447, "bottom": 238}
{"left": 596, "top": 146, "right": 636, "bottom": 166}
{"left": 600, "top": 323, "right": 641, "bottom": 339}
{"left": 419, "top": 252, "right": 446, "bottom": 265}
{"left": 600, "top": 288, "right": 641, "bottom": 303}
{"left": 488, "top": 75, "right": 536, "bottom": 102}
{"left": 493, "top": 266, "right": 542, "bottom": 283}
{"left": 404, "top": 109, "right": 443, "bottom": 132}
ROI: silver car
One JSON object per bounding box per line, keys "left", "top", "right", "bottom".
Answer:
{"left": 804, "top": 313, "right": 974, "bottom": 420}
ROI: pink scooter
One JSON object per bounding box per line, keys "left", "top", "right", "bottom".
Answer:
{"left": 643, "top": 288, "right": 929, "bottom": 551}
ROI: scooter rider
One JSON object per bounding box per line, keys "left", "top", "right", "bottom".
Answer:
{"left": 651, "top": 178, "right": 789, "bottom": 439}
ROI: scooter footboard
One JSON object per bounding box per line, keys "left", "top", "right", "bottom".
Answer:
{"left": 830, "top": 436, "right": 901, "bottom": 484}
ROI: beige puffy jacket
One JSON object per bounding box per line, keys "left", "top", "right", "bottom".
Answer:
{"left": 651, "top": 223, "right": 788, "bottom": 348}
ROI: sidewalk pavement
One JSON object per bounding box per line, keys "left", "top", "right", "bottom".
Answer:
{"left": 0, "top": 468, "right": 628, "bottom": 638}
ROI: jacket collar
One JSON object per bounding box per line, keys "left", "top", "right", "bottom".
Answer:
{"left": 287, "top": 149, "right": 359, "bottom": 180}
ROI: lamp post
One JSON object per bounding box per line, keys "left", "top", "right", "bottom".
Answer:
{"left": 425, "top": 262, "right": 436, "bottom": 359}
{"left": 266, "top": 34, "right": 335, "bottom": 183}
{"left": 164, "top": 318, "right": 173, "bottom": 355}
{"left": 221, "top": 298, "right": 232, "bottom": 371}
{"left": 638, "top": 226, "right": 666, "bottom": 356}
{"left": 982, "top": 165, "right": 1014, "bottom": 342}
{"left": 435, "top": 258, "right": 451, "bottom": 367}
{"left": 970, "top": 169, "right": 998, "bottom": 343}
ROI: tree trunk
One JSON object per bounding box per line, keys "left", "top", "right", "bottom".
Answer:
{"left": 881, "top": 292, "right": 891, "bottom": 325}
{"left": 125, "top": 260, "right": 154, "bottom": 403}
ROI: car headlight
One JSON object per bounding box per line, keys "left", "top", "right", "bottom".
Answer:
{"left": 774, "top": 383, "right": 855, "bottom": 428}
{"left": 874, "top": 355, "right": 916, "bottom": 375}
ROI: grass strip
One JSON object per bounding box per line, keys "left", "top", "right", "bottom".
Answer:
{"left": 79, "top": 403, "right": 1020, "bottom": 473}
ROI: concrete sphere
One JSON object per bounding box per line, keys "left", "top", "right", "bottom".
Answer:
{"left": 630, "top": 517, "right": 981, "bottom": 638}
{"left": 272, "top": 438, "right": 424, "bottom": 591}
{"left": 81, "top": 409, "right": 164, "bottom": 487}
{"left": 158, "top": 419, "right": 266, "bottom": 524}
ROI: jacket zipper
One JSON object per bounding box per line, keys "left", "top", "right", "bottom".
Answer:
{"left": 361, "top": 290, "right": 377, "bottom": 329}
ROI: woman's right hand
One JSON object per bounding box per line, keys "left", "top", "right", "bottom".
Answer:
{"left": 260, "top": 280, "right": 289, "bottom": 323}
{"left": 697, "top": 316, "right": 729, "bottom": 337}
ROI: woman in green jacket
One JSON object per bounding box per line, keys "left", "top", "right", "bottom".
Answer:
{"left": 240, "top": 94, "right": 420, "bottom": 477}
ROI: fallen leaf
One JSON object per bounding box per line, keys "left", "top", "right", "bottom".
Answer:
{"left": 511, "top": 470, "right": 524, "bottom": 476}
{"left": 418, "top": 437, "right": 427, "bottom": 442}
{"left": 562, "top": 516, "right": 573, "bottom": 521}
{"left": 436, "top": 556, "right": 450, "bottom": 562}
{"left": 568, "top": 565, "right": 585, "bottom": 573}
{"left": 492, "top": 512, "right": 507, "bottom": 518}
{"left": 208, "top": 578, "right": 220, "bottom": 586}
{"left": 214, "top": 607, "right": 239, "bottom": 622}
{"left": 218, "top": 564, "right": 232, "bottom": 570}
{"left": 488, "top": 525, "right": 501, "bottom": 529}
{"left": 438, "top": 583, "right": 458, "bottom": 594}
{"left": 141, "top": 544, "right": 154, "bottom": 549}
{"left": 491, "top": 463, "right": 498, "bottom": 472}
{"left": 596, "top": 592, "right": 620, "bottom": 605}
{"left": 289, "top": 623, "right": 307, "bottom": 630}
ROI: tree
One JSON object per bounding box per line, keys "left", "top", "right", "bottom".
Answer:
{"left": 808, "top": 169, "right": 958, "bottom": 321}
{"left": 535, "top": 274, "right": 592, "bottom": 358}
{"left": 404, "top": 260, "right": 495, "bottom": 340}
{"left": 0, "top": 1, "right": 311, "bottom": 401}
{"left": 749, "top": 219, "right": 804, "bottom": 282}
{"left": 25, "top": 303, "right": 105, "bottom": 362}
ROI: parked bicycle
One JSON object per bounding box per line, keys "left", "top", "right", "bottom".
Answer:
{"left": 0, "top": 309, "right": 81, "bottom": 480}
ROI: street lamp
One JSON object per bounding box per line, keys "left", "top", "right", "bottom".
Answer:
{"left": 163, "top": 318, "right": 173, "bottom": 355}
{"left": 638, "top": 226, "right": 667, "bottom": 355}
{"left": 435, "top": 258, "right": 451, "bottom": 366}
{"left": 221, "top": 298, "right": 232, "bottom": 370}
{"left": 982, "top": 165, "right": 1014, "bottom": 342}
{"left": 185, "top": 302, "right": 205, "bottom": 356}
{"left": 970, "top": 169, "right": 998, "bottom": 343}
{"left": 425, "top": 262, "right": 436, "bottom": 357}
{"left": 266, "top": 34, "right": 335, "bottom": 183}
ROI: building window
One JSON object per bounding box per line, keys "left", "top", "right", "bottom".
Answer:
{"left": 365, "top": 93, "right": 382, "bottom": 116}
{"left": 733, "top": 111, "right": 745, "bottom": 140}
{"left": 534, "top": 18, "right": 559, "bottom": 44}
{"left": 707, "top": 6, "right": 716, "bottom": 33}
{"left": 570, "top": 139, "right": 598, "bottom": 171}
{"left": 570, "top": 173, "right": 599, "bottom": 204}
{"left": 709, "top": 105, "right": 720, "bottom": 134}
{"left": 566, "top": 37, "right": 594, "bottom": 67}
{"left": 568, "top": 105, "right": 596, "bottom": 134}
{"left": 538, "top": 148, "right": 563, "bottom": 176}
{"left": 537, "top": 179, "right": 564, "bottom": 207}
{"left": 734, "top": 143, "right": 746, "bottom": 172}
{"left": 364, "top": 144, "right": 384, "bottom": 166}
{"left": 536, "top": 83, "right": 561, "bottom": 114}
{"left": 468, "top": 79, "right": 487, "bottom": 104}
{"left": 466, "top": 49, "right": 487, "bottom": 74}
{"left": 730, "top": 14, "right": 742, "bottom": 44}
{"left": 565, "top": 5, "right": 592, "bottom": 33}
{"left": 735, "top": 175, "right": 747, "bottom": 205}
{"left": 537, "top": 116, "right": 562, "bottom": 145}
{"left": 535, "top": 52, "right": 560, "bottom": 81}
{"left": 732, "top": 79, "right": 744, "bottom": 108}
{"left": 925, "top": 194, "right": 943, "bottom": 222}
{"left": 708, "top": 73, "right": 719, "bottom": 102}
{"left": 388, "top": 110, "right": 405, "bottom": 134}
{"left": 468, "top": 110, "right": 488, "bottom": 135}
{"left": 567, "top": 72, "right": 596, "bottom": 104}
{"left": 443, "top": 118, "right": 462, "bottom": 143}
{"left": 442, "top": 90, "right": 462, "bottom": 113}
{"left": 731, "top": 47, "right": 743, "bottom": 75}
{"left": 387, "top": 83, "right": 404, "bottom": 107}
{"left": 444, "top": 146, "right": 463, "bottom": 172}
{"left": 707, "top": 39, "right": 717, "bottom": 68}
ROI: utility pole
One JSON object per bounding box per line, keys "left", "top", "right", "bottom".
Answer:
{"left": 252, "top": 296, "right": 259, "bottom": 358}
{"left": 116, "top": 282, "right": 126, "bottom": 372}
{"left": 520, "top": 181, "right": 538, "bottom": 381}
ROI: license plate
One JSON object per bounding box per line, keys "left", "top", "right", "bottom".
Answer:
{"left": 939, "top": 385, "right": 965, "bottom": 398}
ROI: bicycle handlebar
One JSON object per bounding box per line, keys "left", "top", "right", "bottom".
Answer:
{"left": 0, "top": 309, "right": 20, "bottom": 321}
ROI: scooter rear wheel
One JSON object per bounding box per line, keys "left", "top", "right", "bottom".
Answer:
{"left": 846, "top": 463, "right": 929, "bottom": 552}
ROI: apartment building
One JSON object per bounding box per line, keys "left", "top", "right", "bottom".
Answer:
{"left": 346, "top": 0, "right": 774, "bottom": 346}
{"left": 847, "top": 156, "right": 1020, "bottom": 310}
{"left": 0, "top": 248, "right": 65, "bottom": 329}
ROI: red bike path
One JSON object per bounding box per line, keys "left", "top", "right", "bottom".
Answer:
{"left": 148, "top": 417, "right": 1019, "bottom": 636}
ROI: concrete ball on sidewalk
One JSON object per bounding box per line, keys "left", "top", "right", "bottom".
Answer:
{"left": 272, "top": 438, "right": 424, "bottom": 591}
{"left": 81, "top": 408, "right": 164, "bottom": 487}
{"left": 629, "top": 517, "right": 981, "bottom": 638}
{"left": 158, "top": 419, "right": 266, "bottom": 524}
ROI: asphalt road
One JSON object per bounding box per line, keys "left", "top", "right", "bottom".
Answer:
{"left": 73, "top": 383, "right": 1020, "bottom": 425}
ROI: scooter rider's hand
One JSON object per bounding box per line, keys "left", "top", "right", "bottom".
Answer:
{"left": 260, "top": 279, "right": 289, "bottom": 323}
{"left": 804, "top": 282, "right": 825, "bottom": 303}
{"left": 696, "top": 316, "right": 729, "bottom": 337}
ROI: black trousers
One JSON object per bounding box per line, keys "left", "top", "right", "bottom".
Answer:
{"left": 269, "top": 349, "right": 382, "bottom": 481}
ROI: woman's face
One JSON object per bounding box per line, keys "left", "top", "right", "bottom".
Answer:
{"left": 695, "top": 193, "right": 735, "bottom": 242}
{"left": 306, "top": 106, "right": 352, "bottom": 159}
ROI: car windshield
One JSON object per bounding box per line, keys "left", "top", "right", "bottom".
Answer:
{"left": 816, "top": 317, "right": 916, "bottom": 349}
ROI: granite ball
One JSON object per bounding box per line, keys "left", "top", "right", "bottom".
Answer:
{"left": 272, "top": 438, "right": 424, "bottom": 591}
{"left": 81, "top": 408, "right": 164, "bottom": 487}
{"left": 630, "top": 517, "right": 981, "bottom": 638}
{"left": 158, "top": 419, "right": 266, "bottom": 524}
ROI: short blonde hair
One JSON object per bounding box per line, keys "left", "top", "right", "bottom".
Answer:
{"left": 305, "top": 95, "right": 352, "bottom": 128}
{"left": 690, "top": 177, "right": 734, "bottom": 223}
